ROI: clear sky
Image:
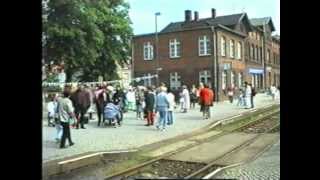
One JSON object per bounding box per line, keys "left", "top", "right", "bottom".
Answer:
{"left": 126, "top": 0, "right": 280, "bottom": 36}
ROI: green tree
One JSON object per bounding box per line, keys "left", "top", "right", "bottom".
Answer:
{"left": 43, "top": 0, "right": 133, "bottom": 82}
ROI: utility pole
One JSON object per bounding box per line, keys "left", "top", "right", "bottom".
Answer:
{"left": 155, "top": 12, "right": 161, "bottom": 87}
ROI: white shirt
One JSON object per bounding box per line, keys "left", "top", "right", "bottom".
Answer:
{"left": 126, "top": 91, "right": 136, "bottom": 102}
{"left": 47, "top": 101, "right": 57, "bottom": 117}
{"left": 167, "top": 93, "right": 175, "bottom": 111}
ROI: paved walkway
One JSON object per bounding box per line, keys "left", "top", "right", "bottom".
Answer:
{"left": 42, "top": 93, "right": 279, "bottom": 162}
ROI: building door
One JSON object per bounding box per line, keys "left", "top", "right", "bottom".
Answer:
{"left": 199, "top": 70, "right": 211, "bottom": 88}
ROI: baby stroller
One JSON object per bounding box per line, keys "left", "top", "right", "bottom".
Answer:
{"left": 103, "top": 102, "right": 123, "bottom": 128}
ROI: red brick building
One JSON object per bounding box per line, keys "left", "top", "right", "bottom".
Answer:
{"left": 132, "top": 9, "right": 280, "bottom": 101}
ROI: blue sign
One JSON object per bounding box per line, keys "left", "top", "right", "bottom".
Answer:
{"left": 249, "top": 68, "right": 264, "bottom": 74}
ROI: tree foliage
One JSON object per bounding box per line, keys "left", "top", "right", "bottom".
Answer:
{"left": 43, "top": 0, "right": 133, "bottom": 82}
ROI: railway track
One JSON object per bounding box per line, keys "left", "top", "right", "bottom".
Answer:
{"left": 104, "top": 107, "right": 280, "bottom": 180}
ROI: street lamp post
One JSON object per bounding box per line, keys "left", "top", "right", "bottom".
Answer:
{"left": 155, "top": 12, "right": 161, "bottom": 87}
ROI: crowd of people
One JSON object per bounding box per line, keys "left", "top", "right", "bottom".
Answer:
{"left": 45, "top": 81, "right": 279, "bottom": 149}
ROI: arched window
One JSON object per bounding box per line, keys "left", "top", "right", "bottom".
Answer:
{"left": 221, "top": 36, "right": 226, "bottom": 56}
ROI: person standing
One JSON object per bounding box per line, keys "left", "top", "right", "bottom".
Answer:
{"left": 155, "top": 86, "right": 169, "bottom": 131}
{"left": 181, "top": 85, "right": 190, "bottom": 113}
{"left": 47, "top": 94, "right": 58, "bottom": 127}
{"left": 199, "top": 84, "right": 214, "bottom": 119}
{"left": 250, "top": 84, "right": 256, "bottom": 108}
{"left": 270, "top": 84, "right": 277, "bottom": 100}
{"left": 190, "top": 85, "right": 197, "bottom": 109}
{"left": 144, "top": 86, "right": 155, "bottom": 126}
{"left": 167, "top": 88, "right": 176, "bottom": 125}
{"left": 126, "top": 87, "right": 136, "bottom": 111}
{"left": 57, "top": 87, "right": 75, "bottom": 149}
{"left": 227, "top": 86, "right": 234, "bottom": 104}
{"left": 135, "top": 87, "right": 145, "bottom": 120}
{"left": 244, "top": 82, "right": 252, "bottom": 109}
{"left": 237, "top": 88, "right": 245, "bottom": 107}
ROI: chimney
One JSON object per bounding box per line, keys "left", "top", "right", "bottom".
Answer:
{"left": 211, "top": 8, "right": 216, "bottom": 18}
{"left": 185, "top": 10, "right": 192, "bottom": 22}
{"left": 194, "top": 11, "right": 199, "bottom": 21}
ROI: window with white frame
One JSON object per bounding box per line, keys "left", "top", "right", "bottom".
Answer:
{"left": 169, "top": 39, "right": 181, "bottom": 58}
{"left": 221, "top": 36, "right": 226, "bottom": 56}
{"left": 238, "top": 72, "right": 243, "bottom": 88}
{"left": 229, "top": 40, "right": 235, "bottom": 58}
{"left": 170, "top": 72, "right": 181, "bottom": 90}
{"left": 231, "top": 71, "right": 235, "bottom": 88}
{"left": 199, "top": 70, "right": 211, "bottom": 88}
{"left": 222, "top": 71, "right": 227, "bottom": 90}
{"left": 143, "top": 42, "right": 154, "bottom": 60}
{"left": 236, "top": 42, "right": 242, "bottom": 59}
{"left": 143, "top": 73, "right": 152, "bottom": 86}
{"left": 199, "top": 35, "right": 211, "bottom": 56}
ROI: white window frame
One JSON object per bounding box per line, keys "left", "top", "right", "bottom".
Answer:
{"left": 199, "top": 35, "right": 211, "bottom": 56}
{"left": 143, "top": 42, "right": 154, "bottom": 60}
{"left": 170, "top": 72, "right": 181, "bottom": 90}
{"left": 222, "top": 71, "right": 227, "bottom": 90}
{"left": 199, "top": 70, "right": 211, "bottom": 88}
{"left": 231, "top": 71, "right": 235, "bottom": 88}
{"left": 238, "top": 72, "right": 242, "bottom": 88}
{"left": 229, "top": 40, "right": 234, "bottom": 58}
{"left": 169, "top": 39, "right": 181, "bottom": 58}
{"left": 236, "top": 42, "right": 241, "bottom": 59}
{"left": 143, "top": 73, "right": 152, "bottom": 86}
{"left": 221, "top": 36, "right": 226, "bottom": 56}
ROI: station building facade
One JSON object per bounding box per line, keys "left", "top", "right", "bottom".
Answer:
{"left": 132, "top": 8, "right": 280, "bottom": 101}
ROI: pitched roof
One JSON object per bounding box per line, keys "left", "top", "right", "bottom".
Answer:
{"left": 160, "top": 13, "right": 247, "bottom": 33}
{"left": 250, "top": 17, "right": 276, "bottom": 31}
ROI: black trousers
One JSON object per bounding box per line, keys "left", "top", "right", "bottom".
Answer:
{"left": 228, "top": 96, "right": 234, "bottom": 103}
{"left": 60, "top": 121, "right": 73, "bottom": 148}
{"left": 251, "top": 96, "right": 254, "bottom": 108}
{"left": 96, "top": 104, "right": 104, "bottom": 126}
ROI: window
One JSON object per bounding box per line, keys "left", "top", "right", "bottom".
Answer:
{"left": 251, "top": 75, "right": 255, "bottom": 88}
{"left": 250, "top": 45, "right": 254, "bottom": 60}
{"left": 229, "top": 40, "right": 235, "bottom": 58}
{"left": 221, "top": 36, "right": 226, "bottom": 56}
{"left": 257, "top": 34, "right": 260, "bottom": 41}
{"left": 169, "top": 39, "right": 181, "bottom": 58}
{"left": 238, "top": 72, "right": 243, "bottom": 88}
{"left": 199, "top": 35, "right": 211, "bottom": 56}
{"left": 255, "top": 46, "right": 258, "bottom": 61}
{"left": 143, "top": 42, "right": 154, "bottom": 60}
{"left": 267, "top": 49, "right": 270, "bottom": 63}
{"left": 257, "top": 47, "right": 260, "bottom": 61}
{"left": 199, "top": 70, "right": 211, "bottom": 88}
{"left": 260, "top": 47, "right": 263, "bottom": 62}
{"left": 222, "top": 71, "right": 227, "bottom": 90}
{"left": 273, "top": 53, "right": 277, "bottom": 65}
{"left": 143, "top": 73, "right": 152, "bottom": 86}
{"left": 231, "top": 71, "right": 235, "bottom": 88}
{"left": 236, "top": 42, "right": 242, "bottom": 59}
{"left": 170, "top": 72, "right": 181, "bottom": 90}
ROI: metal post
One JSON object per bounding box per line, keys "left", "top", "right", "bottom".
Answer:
{"left": 155, "top": 12, "right": 160, "bottom": 87}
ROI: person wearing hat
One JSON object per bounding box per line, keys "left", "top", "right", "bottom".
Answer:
{"left": 181, "top": 85, "right": 190, "bottom": 113}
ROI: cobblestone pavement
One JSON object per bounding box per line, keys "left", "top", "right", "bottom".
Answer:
{"left": 42, "top": 94, "right": 278, "bottom": 162}
{"left": 215, "top": 138, "right": 280, "bottom": 180}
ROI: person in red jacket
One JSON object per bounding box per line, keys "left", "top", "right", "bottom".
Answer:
{"left": 199, "top": 84, "right": 214, "bottom": 119}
